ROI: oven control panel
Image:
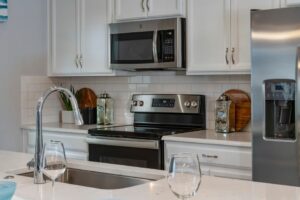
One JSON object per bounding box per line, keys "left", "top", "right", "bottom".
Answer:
{"left": 152, "top": 99, "right": 175, "bottom": 108}
{"left": 131, "top": 94, "right": 205, "bottom": 114}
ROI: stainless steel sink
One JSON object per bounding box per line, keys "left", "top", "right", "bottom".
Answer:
{"left": 18, "top": 168, "right": 156, "bottom": 189}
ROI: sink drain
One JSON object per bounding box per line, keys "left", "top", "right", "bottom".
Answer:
{"left": 3, "top": 175, "right": 15, "bottom": 180}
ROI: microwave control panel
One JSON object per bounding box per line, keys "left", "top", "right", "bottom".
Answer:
{"left": 160, "top": 30, "right": 175, "bottom": 62}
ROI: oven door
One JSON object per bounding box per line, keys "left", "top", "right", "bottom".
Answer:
{"left": 86, "top": 136, "right": 163, "bottom": 169}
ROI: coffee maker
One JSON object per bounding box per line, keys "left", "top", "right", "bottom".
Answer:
{"left": 264, "top": 79, "right": 295, "bottom": 140}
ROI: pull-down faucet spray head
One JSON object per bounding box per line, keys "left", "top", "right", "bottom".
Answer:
{"left": 33, "top": 86, "right": 83, "bottom": 184}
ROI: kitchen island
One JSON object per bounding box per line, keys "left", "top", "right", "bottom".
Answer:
{"left": 1, "top": 150, "right": 300, "bottom": 200}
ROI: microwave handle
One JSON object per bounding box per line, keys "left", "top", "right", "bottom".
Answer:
{"left": 153, "top": 30, "right": 158, "bottom": 63}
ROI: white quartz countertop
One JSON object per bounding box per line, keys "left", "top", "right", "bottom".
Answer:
{"left": 21, "top": 124, "right": 251, "bottom": 147}
{"left": 21, "top": 123, "right": 129, "bottom": 134}
{"left": 0, "top": 150, "right": 300, "bottom": 200}
{"left": 162, "top": 130, "right": 251, "bottom": 147}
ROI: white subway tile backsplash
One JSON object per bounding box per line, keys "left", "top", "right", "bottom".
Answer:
{"left": 21, "top": 74, "right": 251, "bottom": 131}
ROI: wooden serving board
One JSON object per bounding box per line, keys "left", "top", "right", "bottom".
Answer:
{"left": 76, "top": 88, "right": 97, "bottom": 109}
{"left": 222, "top": 89, "right": 251, "bottom": 132}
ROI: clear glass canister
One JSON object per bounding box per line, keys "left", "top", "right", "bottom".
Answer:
{"left": 215, "top": 94, "right": 235, "bottom": 133}
{"left": 104, "top": 94, "right": 114, "bottom": 125}
{"left": 97, "top": 93, "right": 114, "bottom": 125}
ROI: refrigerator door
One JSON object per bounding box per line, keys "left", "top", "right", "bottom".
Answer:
{"left": 251, "top": 7, "right": 300, "bottom": 186}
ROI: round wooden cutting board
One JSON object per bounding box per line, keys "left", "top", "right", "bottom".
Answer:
{"left": 76, "top": 88, "right": 97, "bottom": 109}
{"left": 222, "top": 89, "right": 251, "bottom": 132}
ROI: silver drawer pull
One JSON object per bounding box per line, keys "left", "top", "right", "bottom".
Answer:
{"left": 141, "top": 0, "right": 145, "bottom": 12}
{"left": 146, "top": 0, "right": 150, "bottom": 11}
{"left": 231, "top": 48, "right": 235, "bottom": 65}
{"left": 202, "top": 154, "right": 218, "bottom": 159}
{"left": 75, "top": 55, "right": 79, "bottom": 68}
{"left": 225, "top": 48, "right": 229, "bottom": 65}
{"left": 79, "top": 54, "right": 83, "bottom": 68}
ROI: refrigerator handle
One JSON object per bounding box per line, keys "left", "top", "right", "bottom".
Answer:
{"left": 296, "top": 47, "right": 300, "bottom": 142}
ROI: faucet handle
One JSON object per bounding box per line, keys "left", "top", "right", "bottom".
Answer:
{"left": 27, "top": 158, "right": 35, "bottom": 170}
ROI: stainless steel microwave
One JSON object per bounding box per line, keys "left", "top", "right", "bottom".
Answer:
{"left": 109, "top": 18, "right": 186, "bottom": 71}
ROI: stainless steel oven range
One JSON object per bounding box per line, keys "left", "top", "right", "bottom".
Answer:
{"left": 87, "top": 94, "right": 206, "bottom": 170}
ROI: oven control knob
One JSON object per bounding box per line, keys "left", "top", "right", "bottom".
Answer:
{"left": 139, "top": 101, "right": 144, "bottom": 107}
{"left": 184, "top": 101, "right": 191, "bottom": 108}
{"left": 191, "top": 101, "right": 198, "bottom": 108}
{"left": 132, "top": 100, "right": 138, "bottom": 106}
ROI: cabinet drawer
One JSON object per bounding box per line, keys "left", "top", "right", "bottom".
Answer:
{"left": 165, "top": 141, "right": 251, "bottom": 169}
{"left": 27, "top": 147, "right": 88, "bottom": 161}
{"left": 27, "top": 131, "right": 88, "bottom": 153}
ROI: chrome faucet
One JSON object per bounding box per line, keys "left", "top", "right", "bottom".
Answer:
{"left": 31, "top": 86, "right": 83, "bottom": 184}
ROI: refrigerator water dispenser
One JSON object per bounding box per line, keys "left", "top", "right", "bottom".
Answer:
{"left": 264, "top": 79, "right": 295, "bottom": 140}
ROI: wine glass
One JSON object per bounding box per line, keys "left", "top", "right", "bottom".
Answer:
{"left": 167, "top": 153, "right": 201, "bottom": 200}
{"left": 42, "top": 141, "right": 67, "bottom": 187}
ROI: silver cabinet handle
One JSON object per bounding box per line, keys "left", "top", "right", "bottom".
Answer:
{"left": 202, "top": 154, "right": 218, "bottom": 159}
{"left": 231, "top": 48, "right": 235, "bottom": 65}
{"left": 146, "top": 0, "right": 150, "bottom": 11}
{"left": 225, "top": 48, "right": 229, "bottom": 65}
{"left": 79, "top": 54, "right": 83, "bottom": 68}
{"left": 75, "top": 55, "right": 79, "bottom": 68}
{"left": 296, "top": 47, "right": 300, "bottom": 142}
{"left": 141, "top": 0, "right": 145, "bottom": 12}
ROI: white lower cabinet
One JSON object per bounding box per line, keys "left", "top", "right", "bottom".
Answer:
{"left": 22, "top": 130, "right": 88, "bottom": 161}
{"left": 164, "top": 141, "right": 252, "bottom": 180}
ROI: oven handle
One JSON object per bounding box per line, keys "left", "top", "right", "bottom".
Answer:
{"left": 153, "top": 30, "right": 159, "bottom": 63}
{"left": 86, "top": 136, "right": 160, "bottom": 150}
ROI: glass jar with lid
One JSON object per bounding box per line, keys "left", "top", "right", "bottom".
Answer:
{"left": 215, "top": 94, "right": 235, "bottom": 133}
{"left": 97, "top": 92, "right": 114, "bottom": 125}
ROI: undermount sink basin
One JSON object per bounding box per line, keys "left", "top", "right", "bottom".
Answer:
{"left": 18, "top": 168, "right": 158, "bottom": 189}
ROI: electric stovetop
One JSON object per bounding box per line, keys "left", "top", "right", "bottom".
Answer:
{"left": 88, "top": 125, "right": 200, "bottom": 140}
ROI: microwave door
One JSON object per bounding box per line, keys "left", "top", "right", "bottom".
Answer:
{"left": 110, "top": 31, "right": 155, "bottom": 69}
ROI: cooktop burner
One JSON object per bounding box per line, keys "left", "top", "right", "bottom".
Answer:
{"left": 88, "top": 125, "right": 198, "bottom": 140}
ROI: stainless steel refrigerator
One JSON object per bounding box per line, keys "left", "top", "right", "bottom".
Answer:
{"left": 251, "top": 7, "right": 300, "bottom": 186}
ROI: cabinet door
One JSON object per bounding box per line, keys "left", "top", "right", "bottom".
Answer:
{"left": 114, "top": 0, "right": 147, "bottom": 21}
{"left": 25, "top": 130, "right": 88, "bottom": 160}
{"left": 49, "top": 0, "right": 80, "bottom": 75}
{"left": 80, "top": 0, "right": 114, "bottom": 75}
{"left": 230, "top": 0, "right": 280, "bottom": 72}
{"left": 164, "top": 141, "right": 252, "bottom": 180}
{"left": 282, "top": 0, "right": 300, "bottom": 6}
{"left": 147, "top": 0, "right": 185, "bottom": 18}
{"left": 187, "top": 0, "right": 231, "bottom": 75}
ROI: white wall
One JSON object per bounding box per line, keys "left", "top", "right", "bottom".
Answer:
{"left": 0, "top": 0, "right": 47, "bottom": 151}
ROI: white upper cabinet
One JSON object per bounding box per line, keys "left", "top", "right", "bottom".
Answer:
{"left": 113, "top": 0, "right": 185, "bottom": 22}
{"left": 114, "top": 0, "right": 147, "bottom": 21}
{"left": 147, "top": 0, "right": 185, "bottom": 18}
{"left": 50, "top": 0, "right": 78, "bottom": 75}
{"left": 48, "top": 0, "right": 114, "bottom": 76}
{"left": 80, "top": 0, "right": 113, "bottom": 74}
{"left": 187, "top": 0, "right": 280, "bottom": 75}
{"left": 230, "top": 0, "right": 280, "bottom": 72}
{"left": 187, "top": 0, "right": 230, "bottom": 73}
{"left": 282, "top": 0, "right": 300, "bottom": 6}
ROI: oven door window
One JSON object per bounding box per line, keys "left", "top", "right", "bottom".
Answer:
{"left": 88, "top": 144, "right": 162, "bottom": 169}
{"left": 111, "top": 31, "right": 154, "bottom": 64}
